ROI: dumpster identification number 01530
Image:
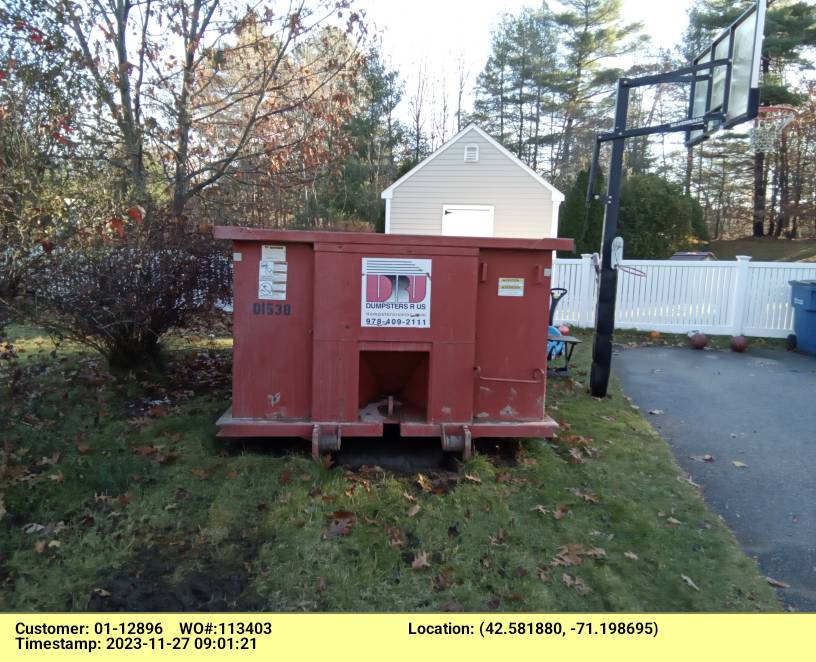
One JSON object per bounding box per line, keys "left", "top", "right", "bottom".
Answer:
{"left": 361, "top": 258, "right": 431, "bottom": 328}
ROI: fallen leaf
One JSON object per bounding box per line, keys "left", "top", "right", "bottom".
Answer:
{"left": 681, "top": 574, "right": 700, "bottom": 591}
{"left": 649, "top": 409, "right": 664, "bottom": 415}
{"left": 480, "top": 555, "right": 491, "bottom": 569}
{"left": 432, "top": 567, "right": 454, "bottom": 590}
{"left": 190, "top": 468, "right": 210, "bottom": 480}
{"left": 411, "top": 550, "right": 431, "bottom": 570}
{"left": 464, "top": 474, "right": 482, "bottom": 484}
{"left": 93, "top": 588, "right": 111, "bottom": 597}
{"left": 34, "top": 540, "right": 46, "bottom": 554}
{"left": 384, "top": 524, "right": 405, "bottom": 548}
{"left": 416, "top": 474, "right": 432, "bottom": 492}
{"left": 586, "top": 547, "right": 607, "bottom": 560}
{"left": 551, "top": 544, "right": 584, "bottom": 567}
{"left": 49, "top": 472, "right": 64, "bottom": 483}
{"left": 76, "top": 444, "right": 92, "bottom": 455}
{"left": 536, "top": 567, "right": 550, "bottom": 581}
{"left": 320, "top": 454, "right": 334, "bottom": 470}
{"left": 567, "top": 447, "right": 583, "bottom": 464}
{"left": 531, "top": 504, "right": 549, "bottom": 515}
{"left": 407, "top": 504, "right": 421, "bottom": 517}
{"left": 570, "top": 489, "right": 600, "bottom": 504}
{"left": 322, "top": 511, "right": 355, "bottom": 540}
{"left": 624, "top": 551, "right": 639, "bottom": 561}
{"left": 667, "top": 517, "right": 681, "bottom": 527}
{"left": 495, "top": 471, "right": 511, "bottom": 483}
{"left": 766, "top": 576, "right": 790, "bottom": 589}
{"left": 402, "top": 491, "right": 416, "bottom": 502}
{"left": 489, "top": 528, "right": 507, "bottom": 546}
{"left": 732, "top": 461, "right": 748, "bottom": 469}
{"left": 48, "top": 540, "right": 61, "bottom": 548}
{"left": 132, "top": 445, "right": 157, "bottom": 456}
{"left": 553, "top": 503, "right": 570, "bottom": 520}
{"left": 562, "top": 573, "right": 592, "bottom": 595}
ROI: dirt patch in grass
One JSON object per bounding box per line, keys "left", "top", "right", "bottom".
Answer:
{"left": 0, "top": 324, "right": 780, "bottom": 612}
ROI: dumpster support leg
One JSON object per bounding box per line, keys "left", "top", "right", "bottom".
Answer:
{"left": 441, "top": 425, "right": 473, "bottom": 460}
{"left": 311, "top": 425, "right": 342, "bottom": 460}
{"left": 463, "top": 425, "right": 472, "bottom": 460}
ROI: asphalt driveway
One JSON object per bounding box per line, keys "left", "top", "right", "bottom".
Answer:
{"left": 615, "top": 344, "right": 816, "bottom": 611}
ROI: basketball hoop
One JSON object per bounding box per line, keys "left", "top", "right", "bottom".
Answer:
{"left": 750, "top": 105, "right": 797, "bottom": 152}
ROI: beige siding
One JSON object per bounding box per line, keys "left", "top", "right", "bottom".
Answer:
{"left": 388, "top": 132, "right": 560, "bottom": 238}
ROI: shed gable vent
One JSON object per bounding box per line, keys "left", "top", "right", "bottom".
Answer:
{"left": 463, "top": 145, "right": 479, "bottom": 163}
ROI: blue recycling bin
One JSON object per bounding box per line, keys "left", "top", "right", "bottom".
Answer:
{"left": 789, "top": 280, "right": 816, "bottom": 356}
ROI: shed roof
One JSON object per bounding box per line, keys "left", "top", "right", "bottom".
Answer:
{"left": 381, "top": 124, "right": 565, "bottom": 201}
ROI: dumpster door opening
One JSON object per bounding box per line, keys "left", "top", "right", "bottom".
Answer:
{"left": 358, "top": 351, "right": 429, "bottom": 423}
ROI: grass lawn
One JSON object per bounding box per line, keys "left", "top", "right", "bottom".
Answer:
{"left": 710, "top": 237, "right": 816, "bottom": 262}
{"left": 0, "top": 324, "right": 779, "bottom": 612}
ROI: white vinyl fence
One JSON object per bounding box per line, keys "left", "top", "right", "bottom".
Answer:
{"left": 551, "top": 255, "right": 816, "bottom": 338}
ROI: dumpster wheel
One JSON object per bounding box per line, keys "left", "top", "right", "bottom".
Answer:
{"left": 311, "top": 425, "right": 342, "bottom": 461}
{"left": 441, "top": 425, "right": 473, "bottom": 460}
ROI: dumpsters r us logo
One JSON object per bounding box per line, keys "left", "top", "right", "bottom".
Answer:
{"left": 361, "top": 258, "right": 431, "bottom": 328}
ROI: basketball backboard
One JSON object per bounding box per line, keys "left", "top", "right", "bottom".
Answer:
{"left": 686, "top": 0, "right": 766, "bottom": 146}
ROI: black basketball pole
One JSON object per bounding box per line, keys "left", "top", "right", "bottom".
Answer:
{"left": 589, "top": 79, "right": 629, "bottom": 398}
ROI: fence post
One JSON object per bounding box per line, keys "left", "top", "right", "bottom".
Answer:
{"left": 579, "top": 254, "right": 594, "bottom": 326}
{"left": 730, "top": 255, "right": 752, "bottom": 335}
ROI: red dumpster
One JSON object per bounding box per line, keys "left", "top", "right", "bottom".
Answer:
{"left": 213, "top": 227, "right": 574, "bottom": 457}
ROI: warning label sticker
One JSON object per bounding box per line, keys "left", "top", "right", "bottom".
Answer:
{"left": 498, "top": 277, "right": 524, "bottom": 297}
{"left": 361, "top": 258, "right": 431, "bottom": 328}
{"left": 258, "top": 260, "right": 287, "bottom": 300}
{"left": 261, "top": 245, "right": 286, "bottom": 261}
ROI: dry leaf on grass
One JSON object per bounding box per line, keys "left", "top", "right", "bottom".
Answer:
{"left": 407, "top": 504, "right": 421, "bottom": 517}
{"left": 322, "top": 511, "right": 355, "bottom": 540}
{"left": 681, "top": 574, "right": 700, "bottom": 591}
{"left": 562, "top": 573, "right": 592, "bottom": 595}
{"left": 402, "top": 491, "right": 416, "bottom": 502}
{"left": 416, "top": 473, "right": 432, "bottom": 492}
{"left": 551, "top": 544, "right": 584, "bottom": 567}
{"left": 411, "top": 550, "right": 431, "bottom": 570}
{"left": 570, "top": 488, "right": 600, "bottom": 504}
{"left": 554, "top": 503, "right": 570, "bottom": 520}
{"left": 464, "top": 474, "right": 482, "bottom": 484}
{"left": 567, "top": 448, "right": 584, "bottom": 464}
{"left": 624, "top": 551, "right": 639, "bottom": 561}
{"left": 531, "top": 504, "right": 549, "bottom": 515}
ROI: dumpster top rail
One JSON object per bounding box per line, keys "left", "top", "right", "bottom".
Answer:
{"left": 213, "top": 226, "right": 574, "bottom": 252}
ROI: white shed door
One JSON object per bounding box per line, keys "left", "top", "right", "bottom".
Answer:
{"left": 441, "top": 205, "right": 494, "bottom": 237}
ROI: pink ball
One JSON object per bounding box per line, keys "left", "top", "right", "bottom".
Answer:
{"left": 558, "top": 325, "right": 570, "bottom": 335}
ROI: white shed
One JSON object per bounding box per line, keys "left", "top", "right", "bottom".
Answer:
{"left": 381, "top": 124, "right": 564, "bottom": 239}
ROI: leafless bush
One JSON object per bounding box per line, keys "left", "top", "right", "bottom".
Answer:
{"left": 31, "top": 211, "right": 231, "bottom": 370}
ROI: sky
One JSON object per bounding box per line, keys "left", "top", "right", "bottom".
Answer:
{"left": 357, "top": 0, "right": 696, "bottom": 127}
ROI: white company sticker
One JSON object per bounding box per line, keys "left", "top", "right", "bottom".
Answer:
{"left": 258, "top": 260, "right": 287, "bottom": 300}
{"left": 361, "top": 257, "right": 431, "bottom": 328}
{"left": 261, "top": 244, "right": 286, "bottom": 262}
{"left": 498, "top": 277, "right": 524, "bottom": 297}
